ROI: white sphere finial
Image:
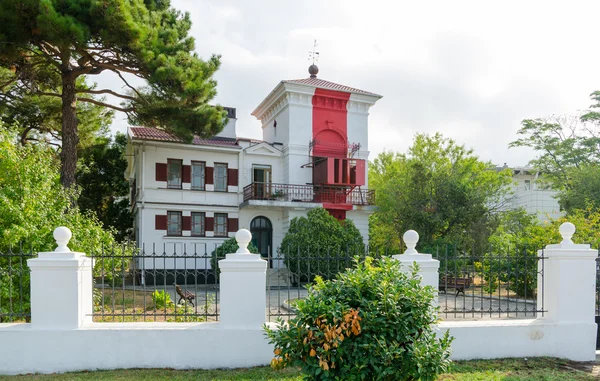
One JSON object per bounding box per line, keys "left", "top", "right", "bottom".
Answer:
{"left": 403, "top": 230, "right": 419, "bottom": 255}
{"left": 53, "top": 227, "right": 72, "bottom": 252}
{"left": 559, "top": 222, "right": 576, "bottom": 245}
{"left": 235, "top": 229, "right": 252, "bottom": 254}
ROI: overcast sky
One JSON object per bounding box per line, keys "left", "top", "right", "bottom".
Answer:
{"left": 104, "top": 0, "right": 600, "bottom": 167}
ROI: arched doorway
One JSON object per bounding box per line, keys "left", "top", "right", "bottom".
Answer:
{"left": 250, "top": 216, "right": 273, "bottom": 262}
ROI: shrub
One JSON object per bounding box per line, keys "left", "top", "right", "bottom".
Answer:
{"left": 279, "top": 208, "right": 365, "bottom": 284}
{"left": 265, "top": 257, "right": 453, "bottom": 381}
{"left": 209, "top": 237, "right": 259, "bottom": 281}
{"left": 151, "top": 290, "right": 173, "bottom": 309}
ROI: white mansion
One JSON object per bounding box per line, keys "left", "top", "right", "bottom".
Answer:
{"left": 125, "top": 65, "right": 382, "bottom": 262}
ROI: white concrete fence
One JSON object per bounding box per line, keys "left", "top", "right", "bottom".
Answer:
{"left": 0, "top": 223, "right": 596, "bottom": 375}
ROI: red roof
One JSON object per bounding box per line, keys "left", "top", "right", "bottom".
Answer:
{"left": 129, "top": 127, "right": 240, "bottom": 148}
{"left": 283, "top": 78, "right": 381, "bottom": 97}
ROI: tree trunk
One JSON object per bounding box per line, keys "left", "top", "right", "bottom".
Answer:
{"left": 60, "top": 73, "right": 79, "bottom": 188}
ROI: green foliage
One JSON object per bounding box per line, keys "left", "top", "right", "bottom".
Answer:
{"left": 265, "top": 257, "right": 453, "bottom": 381}
{"left": 151, "top": 290, "right": 173, "bottom": 309}
{"left": 483, "top": 208, "right": 600, "bottom": 297}
{"left": 280, "top": 208, "right": 366, "bottom": 283}
{"left": 0, "top": 126, "right": 132, "bottom": 318}
{"left": 0, "top": 0, "right": 226, "bottom": 187}
{"left": 77, "top": 133, "right": 132, "bottom": 240}
{"left": 557, "top": 165, "right": 600, "bottom": 214}
{"left": 370, "top": 133, "right": 513, "bottom": 250}
{"left": 210, "top": 237, "right": 259, "bottom": 280}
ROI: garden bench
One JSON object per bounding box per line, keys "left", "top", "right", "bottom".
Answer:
{"left": 439, "top": 276, "right": 472, "bottom": 297}
{"left": 174, "top": 284, "right": 195, "bottom": 306}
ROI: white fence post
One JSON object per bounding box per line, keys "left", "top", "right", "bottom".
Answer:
{"left": 392, "top": 230, "right": 440, "bottom": 298}
{"left": 536, "top": 222, "right": 597, "bottom": 359}
{"left": 219, "top": 229, "right": 268, "bottom": 328}
{"left": 26, "top": 227, "right": 95, "bottom": 329}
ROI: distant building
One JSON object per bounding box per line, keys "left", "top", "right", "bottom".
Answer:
{"left": 497, "top": 164, "right": 563, "bottom": 221}
{"left": 124, "top": 65, "right": 382, "bottom": 268}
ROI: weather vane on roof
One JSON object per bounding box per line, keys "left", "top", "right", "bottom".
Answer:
{"left": 308, "top": 40, "right": 319, "bottom": 78}
{"left": 308, "top": 39, "right": 319, "bottom": 64}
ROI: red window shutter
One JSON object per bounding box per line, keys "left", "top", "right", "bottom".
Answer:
{"left": 354, "top": 160, "right": 365, "bottom": 186}
{"left": 182, "top": 216, "right": 191, "bottom": 231}
{"left": 182, "top": 165, "right": 191, "bottom": 183}
{"left": 155, "top": 215, "right": 167, "bottom": 230}
{"left": 155, "top": 163, "right": 167, "bottom": 182}
{"left": 227, "top": 218, "right": 239, "bottom": 232}
{"left": 205, "top": 167, "right": 214, "bottom": 185}
{"left": 227, "top": 168, "right": 238, "bottom": 186}
{"left": 205, "top": 217, "right": 214, "bottom": 231}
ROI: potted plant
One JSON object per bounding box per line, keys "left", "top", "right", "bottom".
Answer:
{"left": 270, "top": 189, "right": 286, "bottom": 200}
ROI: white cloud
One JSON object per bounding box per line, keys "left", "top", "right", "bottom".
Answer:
{"left": 103, "top": 0, "right": 600, "bottom": 167}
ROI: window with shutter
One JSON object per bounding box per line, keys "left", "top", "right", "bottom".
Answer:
{"left": 191, "top": 161, "right": 206, "bottom": 190}
{"left": 214, "top": 163, "right": 228, "bottom": 191}
{"left": 167, "top": 159, "right": 182, "bottom": 189}
{"left": 214, "top": 213, "right": 228, "bottom": 237}
{"left": 167, "top": 211, "right": 182, "bottom": 236}
{"left": 191, "top": 212, "right": 206, "bottom": 236}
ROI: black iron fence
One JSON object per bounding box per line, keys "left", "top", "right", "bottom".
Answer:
{"left": 91, "top": 242, "right": 219, "bottom": 323}
{"left": 0, "top": 247, "right": 36, "bottom": 323}
{"left": 0, "top": 241, "right": 552, "bottom": 324}
{"left": 266, "top": 244, "right": 546, "bottom": 322}
{"left": 433, "top": 246, "right": 545, "bottom": 320}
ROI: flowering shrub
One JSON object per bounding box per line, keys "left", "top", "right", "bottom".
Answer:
{"left": 265, "top": 257, "right": 453, "bottom": 381}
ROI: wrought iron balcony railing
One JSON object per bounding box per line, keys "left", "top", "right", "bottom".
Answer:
{"left": 242, "top": 182, "right": 374, "bottom": 206}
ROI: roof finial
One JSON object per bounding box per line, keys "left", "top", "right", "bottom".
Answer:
{"left": 308, "top": 39, "right": 319, "bottom": 78}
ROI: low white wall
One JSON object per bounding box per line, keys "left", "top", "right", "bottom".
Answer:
{"left": 439, "top": 320, "right": 597, "bottom": 362}
{"left": 0, "top": 322, "right": 274, "bottom": 375}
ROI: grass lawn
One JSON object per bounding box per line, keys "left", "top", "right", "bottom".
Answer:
{"left": 0, "top": 358, "right": 597, "bottom": 380}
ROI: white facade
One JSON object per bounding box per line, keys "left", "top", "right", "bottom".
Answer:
{"left": 498, "top": 166, "right": 563, "bottom": 221}
{"left": 126, "top": 69, "right": 382, "bottom": 269}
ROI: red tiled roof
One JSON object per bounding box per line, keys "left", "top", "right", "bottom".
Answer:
{"left": 129, "top": 127, "right": 240, "bottom": 148}
{"left": 283, "top": 78, "right": 381, "bottom": 97}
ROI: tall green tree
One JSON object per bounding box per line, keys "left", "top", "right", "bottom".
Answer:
{"left": 0, "top": 0, "right": 226, "bottom": 188}
{"left": 509, "top": 114, "right": 600, "bottom": 187}
{"left": 77, "top": 132, "right": 131, "bottom": 240}
{"left": 509, "top": 94, "right": 600, "bottom": 213}
{"left": 370, "top": 133, "right": 514, "bottom": 250}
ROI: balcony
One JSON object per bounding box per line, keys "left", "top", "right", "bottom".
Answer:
{"left": 242, "top": 183, "right": 374, "bottom": 206}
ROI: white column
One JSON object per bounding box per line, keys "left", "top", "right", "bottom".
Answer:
{"left": 536, "top": 222, "right": 597, "bottom": 360}
{"left": 27, "top": 227, "right": 95, "bottom": 329}
{"left": 219, "top": 229, "right": 268, "bottom": 328}
{"left": 392, "top": 230, "right": 440, "bottom": 292}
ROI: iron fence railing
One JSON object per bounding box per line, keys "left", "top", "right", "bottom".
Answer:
{"left": 243, "top": 182, "right": 374, "bottom": 205}
{"left": 91, "top": 243, "right": 219, "bottom": 323}
{"left": 0, "top": 241, "right": 552, "bottom": 324}
{"left": 0, "top": 247, "right": 36, "bottom": 323}
{"left": 265, "top": 245, "right": 546, "bottom": 322}
{"left": 433, "top": 246, "right": 545, "bottom": 320}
